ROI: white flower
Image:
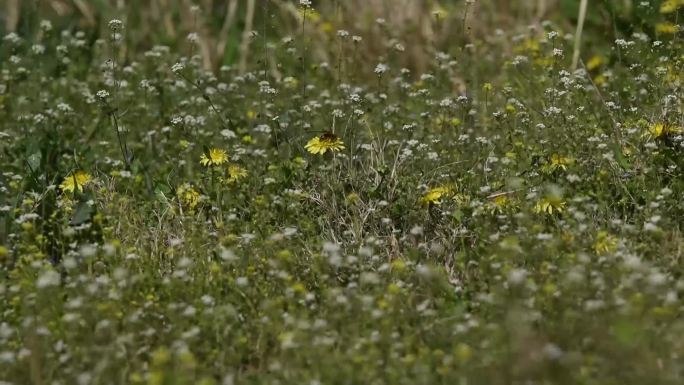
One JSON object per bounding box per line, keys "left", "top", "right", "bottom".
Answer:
{"left": 374, "top": 63, "right": 388, "bottom": 75}
{"left": 96, "top": 90, "right": 109, "bottom": 99}
{"left": 108, "top": 19, "right": 124, "bottom": 31}
{"left": 507, "top": 268, "right": 527, "bottom": 285}
{"left": 40, "top": 20, "right": 53, "bottom": 32}
{"left": 36, "top": 270, "right": 61, "bottom": 289}
{"left": 171, "top": 62, "right": 185, "bottom": 73}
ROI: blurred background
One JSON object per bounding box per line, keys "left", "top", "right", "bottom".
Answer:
{"left": 0, "top": 0, "right": 672, "bottom": 74}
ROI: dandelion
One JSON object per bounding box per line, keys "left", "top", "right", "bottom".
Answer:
{"left": 660, "top": 0, "right": 683, "bottom": 14}
{"left": 586, "top": 55, "right": 604, "bottom": 71}
{"left": 177, "top": 183, "right": 201, "bottom": 209}
{"left": 420, "top": 186, "right": 453, "bottom": 206}
{"left": 200, "top": 148, "right": 229, "bottom": 167}
{"left": 305, "top": 132, "right": 345, "bottom": 155}
{"left": 542, "top": 154, "right": 574, "bottom": 173}
{"left": 224, "top": 164, "right": 248, "bottom": 184}
{"left": 646, "top": 122, "right": 681, "bottom": 139}
{"left": 488, "top": 194, "right": 514, "bottom": 213}
{"left": 593, "top": 231, "right": 618, "bottom": 254}
{"left": 656, "top": 22, "right": 679, "bottom": 35}
{"left": 533, "top": 197, "right": 566, "bottom": 215}
{"left": 60, "top": 170, "right": 93, "bottom": 193}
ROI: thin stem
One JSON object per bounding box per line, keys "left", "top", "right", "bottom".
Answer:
{"left": 572, "top": 0, "right": 589, "bottom": 71}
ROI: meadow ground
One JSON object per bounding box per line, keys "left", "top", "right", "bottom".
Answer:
{"left": 1, "top": 1, "right": 684, "bottom": 384}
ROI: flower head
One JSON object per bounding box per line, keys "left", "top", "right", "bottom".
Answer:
{"left": 533, "top": 197, "right": 566, "bottom": 215}
{"left": 224, "top": 164, "right": 248, "bottom": 184}
{"left": 660, "top": 0, "right": 682, "bottom": 14}
{"left": 646, "top": 122, "right": 682, "bottom": 139}
{"left": 488, "top": 193, "right": 515, "bottom": 213}
{"left": 586, "top": 55, "right": 604, "bottom": 71}
{"left": 656, "top": 22, "right": 680, "bottom": 34}
{"left": 420, "top": 186, "right": 453, "bottom": 206}
{"left": 200, "top": 148, "right": 229, "bottom": 167}
{"left": 593, "top": 231, "right": 618, "bottom": 255}
{"left": 542, "top": 154, "right": 574, "bottom": 173}
{"left": 305, "top": 132, "right": 345, "bottom": 155}
{"left": 60, "top": 171, "right": 93, "bottom": 193}
{"left": 177, "top": 183, "right": 201, "bottom": 210}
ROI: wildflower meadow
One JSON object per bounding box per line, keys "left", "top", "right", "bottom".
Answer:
{"left": 1, "top": 0, "right": 684, "bottom": 384}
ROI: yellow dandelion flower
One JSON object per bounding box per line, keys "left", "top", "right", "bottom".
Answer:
{"left": 533, "top": 197, "right": 566, "bottom": 215}
{"left": 542, "top": 154, "right": 575, "bottom": 173}
{"left": 420, "top": 186, "right": 453, "bottom": 206}
{"left": 305, "top": 132, "right": 345, "bottom": 155}
{"left": 666, "top": 65, "right": 681, "bottom": 84}
{"left": 660, "top": 0, "right": 683, "bottom": 14}
{"left": 514, "top": 38, "right": 540, "bottom": 54}
{"left": 60, "top": 170, "right": 93, "bottom": 193}
{"left": 489, "top": 194, "right": 513, "bottom": 214}
{"left": 593, "top": 231, "right": 618, "bottom": 254}
{"left": 593, "top": 74, "right": 607, "bottom": 86}
{"left": 656, "top": 22, "right": 679, "bottom": 35}
{"left": 646, "top": 122, "right": 682, "bottom": 139}
{"left": 200, "top": 148, "right": 229, "bottom": 167}
{"left": 224, "top": 164, "right": 248, "bottom": 184}
{"left": 177, "top": 183, "right": 201, "bottom": 209}
{"left": 586, "top": 55, "right": 604, "bottom": 71}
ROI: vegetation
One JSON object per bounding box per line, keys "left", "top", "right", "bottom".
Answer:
{"left": 1, "top": 0, "right": 684, "bottom": 384}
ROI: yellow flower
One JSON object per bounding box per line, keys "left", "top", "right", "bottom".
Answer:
{"left": 647, "top": 122, "right": 682, "bottom": 139}
{"left": 542, "top": 154, "right": 575, "bottom": 173}
{"left": 656, "top": 22, "right": 679, "bottom": 34}
{"left": 177, "top": 183, "right": 201, "bottom": 209}
{"left": 305, "top": 132, "right": 345, "bottom": 155}
{"left": 489, "top": 194, "right": 513, "bottom": 213}
{"left": 420, "top": 186, "right": 453, "bottom": 206}
{"left": 593, "top": 231, "right": 618, "bottom": 254}
{"left": 224, "top": 164, "right": 248, "bottom": 183}
{"left": 660, "top": 0, "right": 683, "bottom": 14}
{"left": 514, "top": 38, "right": 540, "bottom": 54}
{"left": 586, "top": 55, "right": 604, "bottom": 71}
{"left": 200, "top": 148, "right": 229, "bottom": 167}
{"left": 533, "top": 197, "right": 566, "bottom": 215}
{"left": 60, "top": 170, "right": 93, "bottom": 193}
{"left": 593, "top": 74, "right": 607, "bottom": 86}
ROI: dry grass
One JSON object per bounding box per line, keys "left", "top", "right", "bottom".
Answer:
{"left": 2, "top": 0, "right": 561, "bottom": 73}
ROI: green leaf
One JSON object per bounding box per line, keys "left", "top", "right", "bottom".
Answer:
{"left": 612, "top": 142, "right": 631, "bottom": 170}
{"left": 70, "top": 201, "right": 93, "bottom": 225}
{"left": 26, "top": 151, "right": 41, "bottom": 172}
{"left": 154, "top": 183, "right": 172, "bottom": 206}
